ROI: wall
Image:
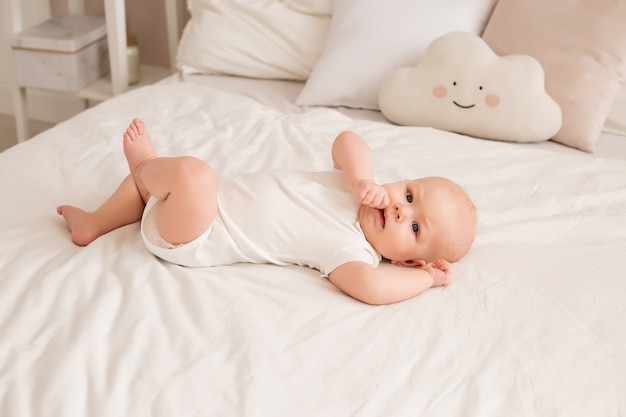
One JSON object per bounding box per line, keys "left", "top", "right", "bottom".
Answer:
{"left": 0, "top": 0, "right": 188, "bottom": 123}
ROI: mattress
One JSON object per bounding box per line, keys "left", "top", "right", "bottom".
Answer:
{"left": 1, "top": 77, "right": 625, "bottom": 417}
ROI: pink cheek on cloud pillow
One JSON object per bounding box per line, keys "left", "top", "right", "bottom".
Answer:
{"left": 379, "top": 32, "right": 561, "bottom": 143}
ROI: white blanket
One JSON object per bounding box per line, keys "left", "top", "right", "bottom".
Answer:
{"left": 1, "top": 82, "right": 625, "bottom": 416}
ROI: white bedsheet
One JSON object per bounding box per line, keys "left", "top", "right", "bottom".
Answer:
{"left": 176, "top": 72, "right": 626, "bottom": 161}
{"left": 1, "top": 82, "right": 625, "bottom": 416}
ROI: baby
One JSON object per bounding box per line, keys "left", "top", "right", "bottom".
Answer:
{"left": 58, "top": 119, "right": 476, "bottom": 305}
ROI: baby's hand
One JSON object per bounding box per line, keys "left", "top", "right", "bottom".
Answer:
{"left": 422, "top": 260, "right": 453, "bottom": 287}
{"left": 352, "top": 179, "right": 389, "bottom": 209}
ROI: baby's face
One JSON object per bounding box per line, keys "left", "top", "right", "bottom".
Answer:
{"left": 359, "top": 177, "right": 470, "bottom": 263}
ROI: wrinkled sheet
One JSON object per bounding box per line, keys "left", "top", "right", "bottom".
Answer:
{"left": 1, "top": 82, "right": 625, "bottom": 417}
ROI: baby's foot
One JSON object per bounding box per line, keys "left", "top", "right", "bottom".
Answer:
{"left": 123, "top": 118, "right": 157, "bottom": 179}
{"left": 57, "top": 205, "right": 99, "bottom": 246}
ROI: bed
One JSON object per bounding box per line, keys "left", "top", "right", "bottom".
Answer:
{"left": 2, "top": 1, "right": 626, "bottom": 416}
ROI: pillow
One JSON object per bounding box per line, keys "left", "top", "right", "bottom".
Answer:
{"left": 604, "top": 83, "right": 626, "bottom": 137}
{"left": 482, "top": 0, "right": 626, "bottom": 153}
{"left": 176, "top": 0, "right": 331, "bottom": 81}
{"left": 295, "top": 0, "right": 498, "bottom": 110}
{"left": 284, "top": 0, "right": 333, "bottom": 15}
{"left": 379, "top": 32, "right": 562, "bottom": 143}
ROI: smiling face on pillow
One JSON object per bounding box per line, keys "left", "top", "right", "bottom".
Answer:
{"left": 379, "top": 32, "right": 562, "bottom": 143}
{"left": 432, "top": 81, "right": 500, "bottom": 109}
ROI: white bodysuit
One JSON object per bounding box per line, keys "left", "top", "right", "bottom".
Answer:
{"left": 141, "top": 169, "right": 381, "bottom": 275}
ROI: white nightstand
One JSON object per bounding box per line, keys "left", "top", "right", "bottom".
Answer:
{"left": 4, "top": 0, "right": 181, "bottom": 142}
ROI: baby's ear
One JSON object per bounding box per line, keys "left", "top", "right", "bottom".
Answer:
{"left": 391, "top": 259, "right": 426, "bottom": 268}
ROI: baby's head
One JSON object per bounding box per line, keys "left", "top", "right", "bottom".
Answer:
{"left": 359, "top": 176, "right": 476, "bottom": 265}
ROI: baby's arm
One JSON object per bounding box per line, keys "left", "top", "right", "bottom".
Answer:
{"left": 328, "top": 260, "right": 452, "bottom": 305}
{"left": 331, "top": 131, "right": 389, "bottom": 208}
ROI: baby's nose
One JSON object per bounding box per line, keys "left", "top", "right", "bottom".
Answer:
{"left": 394, "top": 203, "right": 408, "bottom": 221}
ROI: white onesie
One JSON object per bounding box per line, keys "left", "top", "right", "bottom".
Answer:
{"left": 141, "top": 169, "right": 381, "bottom": 275}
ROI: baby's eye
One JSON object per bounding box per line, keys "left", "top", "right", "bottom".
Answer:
{"left": 406, "top": 193, "right": 413, "bottom": 203}
{"left": 412, "top": 221, "right": 419, "bottom": 234}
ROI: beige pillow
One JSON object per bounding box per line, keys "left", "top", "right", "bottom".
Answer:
{"left": 604, "top": 83, "right": 626, "bottom": 137}
{"left": 482, "top": 0, "right": 626, "bottom": 153}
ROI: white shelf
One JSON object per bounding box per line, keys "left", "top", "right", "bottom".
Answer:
{"left": 103, "top": 0, "right": 179, "bottom": 97}
{"left": 5, "top": 0, "right": 180, "bottom": 143}
{"left": 78, "top": 64, "right": 174, "bottom": 102}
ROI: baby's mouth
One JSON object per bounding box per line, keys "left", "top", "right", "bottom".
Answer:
{"left": 379, "top": 209, "right": 385, "bottom": 228}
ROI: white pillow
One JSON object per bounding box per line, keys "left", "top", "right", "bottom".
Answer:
{"left": 176, "top": 0, "right": 331, "bottom": 81}
{"left": 284, "top": 0, "right": 333, "bottom": 15}
{"left": 379, "top": 32, "right": 562, "bottom": 143}
{"left": 296, "top": 0, "right": 498, "bottom": 110}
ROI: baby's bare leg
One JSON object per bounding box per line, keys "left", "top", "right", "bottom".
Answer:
{"left": 57, "top": 119, "right": 158, "bottom": 245}
{"left": 57, "top": 174, "right": 145, "bottom": 246}
{"left": 124, "top": 118, "right": 217, "bottom": 245}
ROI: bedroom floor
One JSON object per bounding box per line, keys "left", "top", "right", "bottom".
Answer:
{"left": 0, "top": 115, "right": 54, "bottom": 152}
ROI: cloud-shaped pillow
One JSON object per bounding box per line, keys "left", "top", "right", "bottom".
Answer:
{"left": 379, "top": 32, "right": 562, "bottom": 143}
